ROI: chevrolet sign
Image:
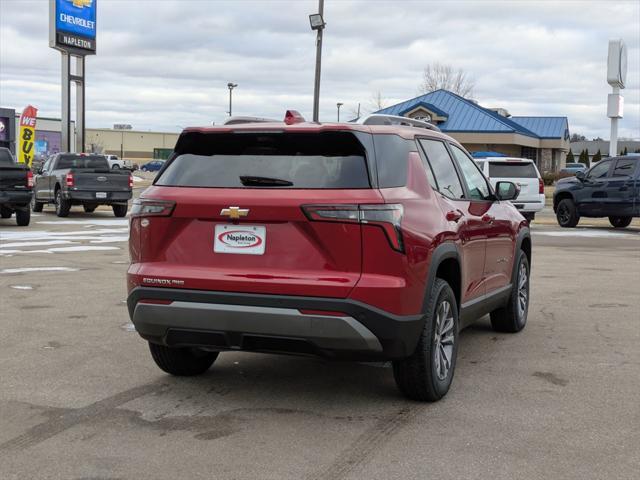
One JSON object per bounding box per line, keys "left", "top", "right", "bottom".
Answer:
{"left": 49, "top": 0, "right": 97, "bottom": 54}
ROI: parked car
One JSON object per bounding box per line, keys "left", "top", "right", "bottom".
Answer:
{"left": 0, "top": 147, "right": 33, "bottom": 226}
{"left": 554, "top": 156, "right": 639, "bottom": 228}
{"left": 32, "top": 153, "right": 133, "bottom": 217}
{"left": 127, "top": 112, "right": 531, "bottom": 402}
{"left": 140, "top": 159, "right": 165, "bottom": 172}
{"left": 474, "top": 157, "right": 545, "bottom": 222}
{"left": 560, "top": 162, "right": 588, "bottom": 175}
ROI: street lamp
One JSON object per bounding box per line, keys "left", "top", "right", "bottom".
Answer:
{"left": 309, "top": 1, "right": 325, "bottom": 122}
{"left": 227, "top": 82, "right": 238, "bottom": 117}
{"left": 336, "top": 102, "right": 343, "bottom": 122}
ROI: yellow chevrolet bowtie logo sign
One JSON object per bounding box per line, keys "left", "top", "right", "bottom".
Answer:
{"left": 71, "top": 0, "right": 92, "bottom": 8}
{"left": 220, "top": 206, "right": 249, "bottom": 220}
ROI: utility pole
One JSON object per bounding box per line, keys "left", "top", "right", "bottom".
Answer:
{"left": 227, "top": 82, "right": 238, "bottom": 116}
{"left": 309, "top": 0, "right": 326, "bottom": 122}
{"left": 336, "top": 102, "right": 343, "bottom": 122}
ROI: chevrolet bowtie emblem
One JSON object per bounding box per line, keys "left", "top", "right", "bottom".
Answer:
{"left": 71, "top": 0, "right": 93, "bottom": 7}
{"left": 220, "top": 206, "right": 249, "bottom": 220}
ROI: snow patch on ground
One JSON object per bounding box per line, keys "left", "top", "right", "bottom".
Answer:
{"left": 10, "top": 285, "right": 33, "bottom": 290}
{"left": 533, "top": 229, "right": 639, "bottom": 238}
{"left": 36, "top": 219, "right": 129, "bottom": 226}
{"left": 0, "top": 267, "right": 79, "bottom": 274}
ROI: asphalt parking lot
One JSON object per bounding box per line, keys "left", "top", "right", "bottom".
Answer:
{"left": 1, "top": 206, "right": 639, "bottom": 480}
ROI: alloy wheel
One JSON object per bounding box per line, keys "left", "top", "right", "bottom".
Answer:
{"left": 517, "top": 261, "right": 528, "bottom": 319}
{"left": 433, "top": 300, "right": 455, "bottom": 381}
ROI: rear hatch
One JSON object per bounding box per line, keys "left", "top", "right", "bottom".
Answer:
{"left": 488, "top": 161, "right": 541, "bottom": 201}
{"left": 131, "top": 129, "right": 383, "bottom": 298}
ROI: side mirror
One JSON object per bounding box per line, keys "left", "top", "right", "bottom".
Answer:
{"left": 576, "top": 170, "right": 585, "bottom": 180}
{"left": 37, "top": 167, "right": 43, "bottom": 174}
{"left": 495, "top": 181, "right": 520, "bottom": 201}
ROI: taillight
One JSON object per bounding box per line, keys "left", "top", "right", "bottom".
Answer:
{"left": 131, "top": 198, "right": 176, "bottom": 217}
{"left": 26, "top": 170, "right": 34, "bottom": 188}
{"left": 539, "top": 178, "right": 544, "bottom": 195}
{"left": 302, "top": 203, "right": 405, "bottom": 252}
{"left": 65, "top": 172, "right": 74, "bottom": 187}
{"left": 128, "top": 174, "right": 134, "bottom": 188}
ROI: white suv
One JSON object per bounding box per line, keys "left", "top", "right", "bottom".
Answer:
{"left": 475, "top": 157, "right": 545, "bottom": 221}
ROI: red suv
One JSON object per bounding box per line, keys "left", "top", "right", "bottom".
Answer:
{"left": 127, "top": 113, "right": 531, "bottom": 401}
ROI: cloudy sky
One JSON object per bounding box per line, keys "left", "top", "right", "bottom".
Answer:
{"left": 1, "top": 0, "right": 638, "bottom": 139}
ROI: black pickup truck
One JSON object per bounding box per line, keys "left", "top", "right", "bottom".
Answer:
{"left": 0, "top": 147, "right": 33, "bottom": 226}
{"left": 554, "top": 156, "right": 639, "bottom": 228}
{"left": 32, "top": 153, "right": 133, "bottom": 217}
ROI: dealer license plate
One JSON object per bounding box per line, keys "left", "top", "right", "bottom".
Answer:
{"left": 214, "top": 224, "right": 266, "bottom": 255}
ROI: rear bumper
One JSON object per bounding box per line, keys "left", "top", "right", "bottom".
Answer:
{"left": 0, "top": 190, "right": 32, "bottom": 207}
{"left": 127, "top": 287, "right": 423, "bottom": 360}
{"left": 512, "top": 196, "right": 545, "bottom": 213}
{"left": 64, "top": 190, "right": 132, "bottom": 204}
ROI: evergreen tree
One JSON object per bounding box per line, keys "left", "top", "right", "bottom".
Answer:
{"left": 592, "top": 149, "right": 602, "bottom": 163}
{"left": 566, "top": 149, "right": 574, "bottom": 163}
{"left": 578, "top": 150, "right": 588, "bottom": 166}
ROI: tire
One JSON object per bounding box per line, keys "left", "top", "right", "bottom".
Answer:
{"left": 55, "top": 189, "right": 71, "bottom": 217}
{"left": 490, "top": 250, "right": 530, "bottom": 333}
{"left": 392, "top": 278, "right": 459, "bottom": 402}
{"left": 556, "top": 198, "right": 579, "bottom": 228}
{"left": 15, "top": 208, "right": 30, "bottom": 227}
{"left": 1, "top": 207, "right": 12, "bottom": 219}
{"left": 148, "top": 342, "right": 218, "bottom": 376}
{"left": 112, "top": 204, "right": 128, "bottom": 217}
{"left": 609, "top": 216, "right": 632, "bottom": 228}
{"left": 83, "top": 204, "right": 97, "bottom": 213}
{"left": 31, "top": 195, "right": 44, "bottom": 212}
{"left": 112, "top": 164, "right": 120, "bottom": 170}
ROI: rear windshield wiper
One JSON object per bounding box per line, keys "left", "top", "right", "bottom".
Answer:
{"left": 239, "top": 175, "right": 293, "bottom": 187}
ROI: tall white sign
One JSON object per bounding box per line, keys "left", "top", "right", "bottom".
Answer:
{"left": 606, "top": 40, "right": 627, "bottom": 157}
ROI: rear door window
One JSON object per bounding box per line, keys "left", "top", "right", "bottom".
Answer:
{"left": 418, "top": 139, "right": 464, "bottom": 199}
{"left": 157, "top": 131, "right": 371, "bottom": 189}
{"left": 489, "top": 162, "right": 538, "bottom": 178}
{"left": 612, "top": 158, "right": 637, "bottom": 177}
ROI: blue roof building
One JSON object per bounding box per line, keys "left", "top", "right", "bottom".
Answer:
{"left": 375, "top": 90, "right": 570, "bottom": 172}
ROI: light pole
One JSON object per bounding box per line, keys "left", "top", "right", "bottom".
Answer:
{"left": 309, "top": 1, "right": 326, "bottom": 122}
{"left": 227, "top": 82, "right": 238, "bottom": 116}
{"left": 336, "top": 102, "right": 343, "bottom": 122}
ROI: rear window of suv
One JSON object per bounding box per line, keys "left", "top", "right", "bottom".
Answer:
{"left": 489, "top": 162, "right": 538, "bottom": 178}
{"left": 157, "top": 131, "right": 371, "bottom": 189}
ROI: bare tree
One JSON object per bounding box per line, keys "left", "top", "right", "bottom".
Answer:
{"left": 368, "top": 90, "right": 387, "bottom": 112}
{"left": 419, "top": 62, "right": 475, "bottom": 98}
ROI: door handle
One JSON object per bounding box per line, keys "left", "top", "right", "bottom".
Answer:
{"left": 446, "top": 209, "right": 464, "bottom": 222}
{"left": 481, "top": 214, "right": 495, "bottom": 224}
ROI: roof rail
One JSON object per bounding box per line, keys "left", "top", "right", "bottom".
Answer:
{"left": 223, "top": 116, "right": 280, "bottom": 125}
{"left": 358, "top": 114, "right": 441, "bottom": 132}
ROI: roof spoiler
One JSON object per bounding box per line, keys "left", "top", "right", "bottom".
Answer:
{"left": 223, "top": 116, "right": 281, "bottom": 125}
{"left": 358, "top": 114, "right": 441, "bottom": 132}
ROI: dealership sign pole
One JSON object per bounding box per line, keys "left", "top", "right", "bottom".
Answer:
{"left": 49, "top": 0, "right": 97, "bottom": 153}
{"left": 606, "top": 39, "right": 627, "bottom": 157}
